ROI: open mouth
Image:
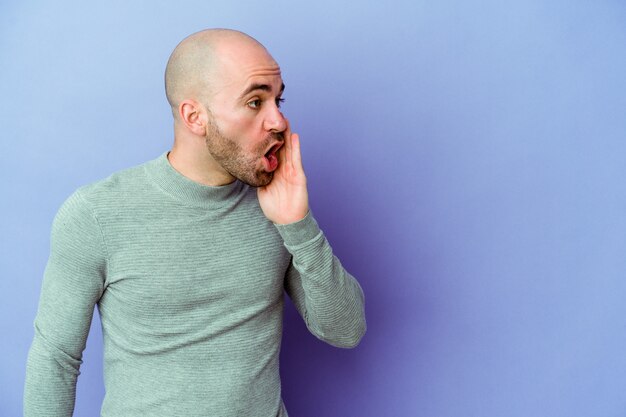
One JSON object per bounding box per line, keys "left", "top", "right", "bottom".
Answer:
{"left": 263, "top": 142, "right": 283, "bottom": 172}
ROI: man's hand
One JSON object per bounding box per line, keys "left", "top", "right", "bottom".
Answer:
{"left": 257, "top": 120, "right": 309, "bottom": 224}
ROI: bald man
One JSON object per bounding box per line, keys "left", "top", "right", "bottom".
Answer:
{"left": 24, "top": 29, "right": 366, "bottom": 416}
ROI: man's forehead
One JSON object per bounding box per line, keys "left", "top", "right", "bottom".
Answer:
{"left": 211, "top": 44, "right": 283, "bottom": 95}
{"left": 243, "top": 66, "right": 282, "bottom": 88}
{"left": 244, "top": 65, "right": 282, "bottom": 80}
{"left": 216, "top": 42, "right": 280, "bottom": 77}
{"left": 219, "top": 63, "right": 282, "bottom": 94}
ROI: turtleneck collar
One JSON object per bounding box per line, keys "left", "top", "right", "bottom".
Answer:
{"left": 144, "top": 151, "right": 245, "bottom": 209}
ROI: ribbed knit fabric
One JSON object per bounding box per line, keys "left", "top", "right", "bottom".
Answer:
{"left": 24, "top": 151, "right": 366, "bottom": 417}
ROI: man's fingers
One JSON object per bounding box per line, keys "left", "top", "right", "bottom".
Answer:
{"left": 283, "top": 120, "right": 293, "bottom": 169}
{"left": 275, "top": 119, "right": 289, "bottom": 167}
{"left": 276, "top": 137, "right": 288, "bottom": 166}
{"left": 292, "top": 133, "right": 303, "bottom": 173}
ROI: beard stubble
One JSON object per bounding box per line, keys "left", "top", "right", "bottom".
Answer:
{"left": 204, "top": 115, "right": 282, "bottom": 187}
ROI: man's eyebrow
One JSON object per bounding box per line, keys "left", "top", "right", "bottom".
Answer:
{"left": 239, "top": 82, "right": 285, "bottom": 100}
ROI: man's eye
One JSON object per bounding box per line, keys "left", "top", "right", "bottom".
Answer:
{"left": 276, "top": 97, "right": 286, "bottom": 108}
{"left": 247, "top": 99, "right": 261, "bottom": 109}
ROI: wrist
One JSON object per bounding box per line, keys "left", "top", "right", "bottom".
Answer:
{"left": 274, "top": 210, "right": 321, "bottom": 246}
{"left": 273, "top": 208, "right": 309, "bottom": 225}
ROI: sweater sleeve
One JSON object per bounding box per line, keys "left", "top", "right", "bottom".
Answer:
{"left": 275, "top": 211, "right": 366, "bottom": 348}
{"left": 24, "top": 189, "right": 107, "bottom": 416}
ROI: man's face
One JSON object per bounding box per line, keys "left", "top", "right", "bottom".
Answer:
{"left": 202, "top": 47, "right": 287, "bottom": 187}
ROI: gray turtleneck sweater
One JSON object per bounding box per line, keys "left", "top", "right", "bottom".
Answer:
{"left": 24, "top": 151, "right": 366, "bottom": 417}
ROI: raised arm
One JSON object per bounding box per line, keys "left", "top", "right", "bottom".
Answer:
{"left": 257, "top": 121, "right": 366, "bottom": 348}
{"left": 276, "top": 212, "right": 366, "bottom": 348}
{"left": 24, "top": 189, "right": 107, "bottom": 416}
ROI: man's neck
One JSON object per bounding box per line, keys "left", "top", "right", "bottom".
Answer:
{"left": 167, "top": 143, "right": 235, "bottom": 187}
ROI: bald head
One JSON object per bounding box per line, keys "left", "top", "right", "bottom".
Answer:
{"left": 164, "top": 29, "right": 274, "bottom": 119}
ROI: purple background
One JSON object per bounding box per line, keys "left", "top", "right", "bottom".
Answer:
{"left": 2, "top": 1, "right": 626, "bottom": 416}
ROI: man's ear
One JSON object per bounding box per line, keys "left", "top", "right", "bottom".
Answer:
{"left": 178, "top": 99, "right": 207, "bottom": 136}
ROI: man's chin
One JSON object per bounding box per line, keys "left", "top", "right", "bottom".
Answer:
{"left": 239, "top": 171, "right": 274, "bottom": 188}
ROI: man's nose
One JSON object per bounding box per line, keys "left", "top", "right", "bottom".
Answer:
{"left": 264, "top": 107, "right": 287, "bottom": 132}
